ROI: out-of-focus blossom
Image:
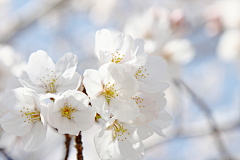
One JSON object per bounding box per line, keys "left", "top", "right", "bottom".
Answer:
{"left": 204, "top": 5, "right": 222, "bottom": 37}
{"left": 217, "top": 30, "right": 240, "bottom": 62}
{"left": 124, "top": 7, "right": 171, "bottom": 41}
{"left": 88, "top": 0, "right": 117, "bottom": 25}
{"left": 217, "top": 1, "right": 240, "bottom": 30}
{"left": 161, "top": 39, "right": 195, "bottom": 65}
{"left": 0, "top": 45, "right": 27, "bottom": 91}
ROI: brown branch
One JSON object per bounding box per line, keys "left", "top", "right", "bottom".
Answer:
{"left": 64, "top": 134, "right": 71, "bottom": 160}
{"left": 174, "top": 79, "right": 233, "bottom": 160}
{"left": 75, "top": 131, "right": 83, "bottom": 160}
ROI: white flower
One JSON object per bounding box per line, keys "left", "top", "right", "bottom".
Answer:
{"left": 94, "top": 115, "right": 153, "bottom": 160}
{"left": 0, "top": 88, "right": 47, "bottom": 151}
{"left": 83, "top": 63, "right": 140, "bottom": 122}
{"left": 134, "top": 56, "right": 169, "bottom": 93}
{"left": 95, "top": 29, "right": 147, "bottom": 72}
{"left": 19, "top": 50, "right": 81, "bottom": 95}
{"left": 131, "top": 91, "right": 172, "bottom": 137}
{"left": 48, "top": 90, "right": 95, "bottom": 135}
{"left": 132, "top": 91, "right": 167, "bottom": 123}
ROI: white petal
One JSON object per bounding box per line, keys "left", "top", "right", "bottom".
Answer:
{"left": 98, "top": 63, "right": 115, "bottom": 85}
{"left": 48, "top": 111, "right": 63, "bottom": 129}
{"left": 90, "top": 96, "right": 110, "bottom": 121}
{"left": 130, "top": 53, "right": 148, "bottom": 72}
{"left": 112, "top": 33, "right": 134, "bottom": 63}
{"left": 27, "top": 50, "right": 56, "bottom": 85}
{"left": 115, "top": 138, "right": 144, "bottom": 160}
{"left": 0, "top": 112, "right": 33, "bottom": 136}
{"left": 123, "top": 53, "right": 148, "bottom": 75}
{"left": 5, "top": 88, "right": 35, "bottom": 113}
{"left": 94, "top": 128, "right": 114, "bottom": 160}
{"left": 133, "top": 39, "right": 145, "bottom": 55}
{"left": 139, "top": 102, "right": 159, "bottom": 123}
{"left": 125, "top": 114, "right": 154, "bottom": 140}
{"left": 62, "top": 90, "right": 89, "bottom": 110}
{"left": 71, "top": 106, "right": 95, "bottom": 131}
{"left": 51, "top": 95, "right": 65, "bottom": 112}
{"left": 99, "top": 63, "right": 139, "bottom": 98}
{"left": 98, "top": 50, "right": 112, "bottom": 65}
{"left": 57, "top": 117, "right": 79, "bottom": 135}
{"left": 155, "top": 95, "right": 167, "bottom": 111}
{"left": 22, "top": 89, "right": 37, "bottom": 106}
{"left": 95, "top": 29, "right": 112, "bottom": 59}
{"left": 19, "top": 78, "right": 46, "bottom": 94}
{"left": 22, "top": 121, "right": 47, "bottom": 151}
{"left": 83, "top": 69, "right": 103, "bottom": 98}
{"left": 148, "top": 109, "right": 172, "bottom": 137}
{"left": 139, "top": 81, "right": 169, "bottom": 93}
{"left": 55, "top": 52, "right": 78, "bottom": 79}
{"left": 40, "top": 100, "right": 48, "bottom": 127}
{"left": 134, "top": 92, "right": 165, "bottom": 122}
{"left": 144, "top": 56, "right": 167, "bottom": 83}
{"left": 57, "top": 72, "right": 81, "bottom": 93}
{"left": 109, "top": 99, "right": 140, "bottom": 122}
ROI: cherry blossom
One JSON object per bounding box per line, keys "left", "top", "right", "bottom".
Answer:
{"left": 0, "top": 28, "right": 173, "bottom": 159}
{"left": 48, "top": 90, "right": 95, "bottom": 135}
{"left": 94, "top": 115, "right": 153, "bottom": 160}
{"left": 132, "top": 91, "right": 166, "bottom": 123}
{"left": 19, "top": 50, "right": 81, "bottom": 95}
{"left": 83, "top": 62, "right": 140, "bottom": 122}
{"left": 95, "top": 29, "right": 147, "bottom": 72}
{"left": 0, "top": 88, "right": 47, "bottom": 151}
{"left": 134, "top": 56, "right": 169, "bottom": 93}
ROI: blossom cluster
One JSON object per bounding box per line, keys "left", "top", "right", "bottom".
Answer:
{"left": 0, "top": 29, "right": 172, "bottom": 160}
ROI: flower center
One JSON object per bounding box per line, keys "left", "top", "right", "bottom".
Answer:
{"left": 111, "top": 52, "right": 124, "bottom": 64}
{"left": 20, "top": 107, "right": 41, "bottom": 124}
{"left": 132, "top": 96, "right": 145, "bottom": 107}
{"left": 39, "top": 71, "right": 58, "bottom": 93}
{"left": 110, "top": 120, "right": 130, "bottom": 141}
{"left": 101, "top": 82, "right": 118, "bottom": 104}
{"left": 134, "top": 66, "right": 149, "bottom": 80}
{"left": 60, "top": 103, "right": 76, "bottom": 120}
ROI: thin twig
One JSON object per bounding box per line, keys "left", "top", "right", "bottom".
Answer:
{"left": 174, "top": 79, "right": 233, "bottom": 160}
{"left": 75, "top": 131, "right": 83, "bottom": 160}
{"left": 0, "top": 149, "right": 13, "bottom": 160}
{"left": 64, "top": 134, "right": 71, "bottom": 160}
{"left": 146, "top": 119, "right": 240, "bottom": 152}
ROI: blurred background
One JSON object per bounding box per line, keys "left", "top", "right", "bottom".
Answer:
{"left": 0, "top": 0, "right": 240, "bottom": 159}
